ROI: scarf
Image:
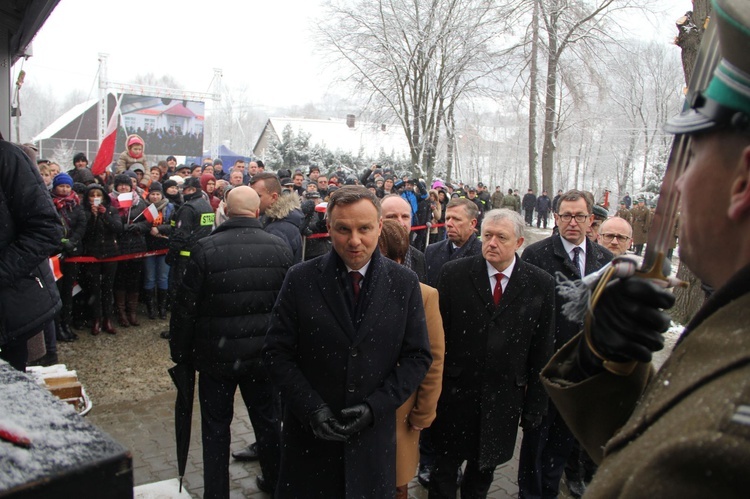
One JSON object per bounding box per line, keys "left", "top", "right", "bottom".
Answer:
{"left": 52, "top": 192, "right": 80, "bottom": 229}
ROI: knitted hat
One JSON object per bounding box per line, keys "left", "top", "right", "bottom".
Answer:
{"left": 149, "top": 181, "right": 163, "bottom": 193}
{"left": 127, "top": 135, "right": 144, "bottom": 148}
{"left": 183, "top": 177, "right": 202, "bottom": 191}
{"left": 114, "top": 174, "right": 132, "bottom": 189}
{"left": 130, "top": 163, "right": 145, "bottom": 173}
{"left": 162, "top": 179, "right": 178, "bottom": 191}
{"left": 168, "top": 175, "right": 185, "bottom": 186}
{"left": 73, "top": 152, "right": 88, "bottom": 164}
{"left": 52, "top": 172, "right": 74, "bottom": 188}
{"left": 123, "top": 170, "right": 138, "bottom": 180}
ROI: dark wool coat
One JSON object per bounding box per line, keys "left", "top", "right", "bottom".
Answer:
{"left": 263, "top": 249, "right": 432, "bottom": 498}
{"left": 542, "top": 265, "right": 750, "bottom": 498}
{"left": 521, "top": 235, "right": 613, "bottom": 350}
{"left": 0, "top": 140, "right": 62, "bottom": 344}
{"left": 170, "top": 217, "right": 292, "bottom": 377}
{"left": 262, "top": 192, "right": 304, "bottom": 264}
{"left": 431, "top": 255, "right": 555, "bottom": 469}
{"left": 424, "top": 233, "right": 482, "bottom": 288}
{"left": 111, "top": 192, "right": 150, "bottom": 255}
{"left": 80, "top": 185, "right": 123, "bottom": 260}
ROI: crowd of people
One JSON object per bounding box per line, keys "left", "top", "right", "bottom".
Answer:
{"left": 2, "top": 4, "right": 748, "bottom": 497}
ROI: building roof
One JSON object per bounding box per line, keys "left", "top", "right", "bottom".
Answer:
{"left": 33, "top": 98, "right": 98, "bottom": 141}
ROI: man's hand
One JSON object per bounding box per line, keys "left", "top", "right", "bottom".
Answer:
{"left": 309, "top": 405, "right": 348, "bottom": 442}
{"left": 339, "top": 403, "right": 373, "bottom": 436}
{"left": 588, "top": 277, "right": 675, "bottom": 364}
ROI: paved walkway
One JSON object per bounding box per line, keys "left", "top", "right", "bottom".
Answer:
{"left": 89, "top": 389, "right": 523, "bottom": 498}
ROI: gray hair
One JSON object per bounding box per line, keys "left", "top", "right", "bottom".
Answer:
{"left": 481, "top": 209, "right": 525, "bottom": 239}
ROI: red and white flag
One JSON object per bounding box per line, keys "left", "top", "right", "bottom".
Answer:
{"left": 117, "top": 191, "right": 134, "bottom": 208}
{"left": 91, "top": 97, "right": 122, "bottom": 176}
{"left": 142, "top": 203, "right": 159, "bottom": 223}
{"left": 315, "top": 202, "right": 328, "bottom": 213}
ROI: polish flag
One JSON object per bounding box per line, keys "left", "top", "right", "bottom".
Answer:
{"left": 142, "top": 203, "right": 159, "bottom": 223}
{"left": 315, "top": 202, "right": 328, "bottom": 213}
{"left": 49, "top": 255, "right": 63, "bottom": 281}
{"left": 118, "top": 191, "right": 134, "bottom": 208}
{"left": 91, "top": 97, "right": 122, "bottom": 176}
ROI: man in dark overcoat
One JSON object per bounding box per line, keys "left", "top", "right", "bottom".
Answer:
{"left": 425, "top": 198, "right": 482, "bottom": 287}
{"left": 518, "top": 189, "right": 612, "bottom": 498}
{"left": 263, "top": 186, "right": 432, "bottom": 498}
{"left": 429, "top": 209, "right": 554, "bottom": 498}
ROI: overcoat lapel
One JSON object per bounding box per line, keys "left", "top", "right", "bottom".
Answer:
{"left": 491, "top": 255, "right": 525, "bottom": 320}
{"left": 552, "top": 235, "right": 580, "bottom": 277}
{"left": 469, "top": 256, "right": 495, "bottom": 318}
{"left": 352, "top": 251, "right": 391, "bottom": 345}
{"left": 316, "top": 252, "right": 357, "bottom": 341}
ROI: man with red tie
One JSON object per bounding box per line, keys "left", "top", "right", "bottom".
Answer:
{"left": 428, "top": 208, "right": 555, "bottom": 498}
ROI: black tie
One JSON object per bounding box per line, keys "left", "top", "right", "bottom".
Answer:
{"left": 572, "top": 247, "right": 582, "bottom": 277}
{"left": 349, "top": 271, "right": 363, "bottom": 304}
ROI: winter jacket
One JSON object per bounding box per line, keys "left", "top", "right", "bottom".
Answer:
{"left": 170, "top": 217, "right": 293, "bottom": 377}
{"left": 111, "top": 191, "right": 149, "bottom": 255}
{"left": 115, "top": 134, "right": 148, "bottom": 173}
{"left": 262, "top": 192, "right": 304, "bottom": 264}
{"left": 166, "top": 191, "right": 214, "bottom": 265}
{"left": 81, "top": 185, "right": 124, "bottom": 260}
{"left": 145, "top": 202, "right": 175, "bottom": 251}
{"left": 536, "top": 195, "right": 552, "bottom": 214}
{"left": 52, "top": 192, "right": 86, "bottom": 257}
{"left": 0, "top": 139, "right": 63, "bottom": 344}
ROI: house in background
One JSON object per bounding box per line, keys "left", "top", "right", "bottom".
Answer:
{"left": 253, "top": 114, "right": 411, "bottom": 161}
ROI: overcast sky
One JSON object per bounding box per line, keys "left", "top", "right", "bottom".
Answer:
{"left": 15, "top": 0, "right": 691, "bottom": 109}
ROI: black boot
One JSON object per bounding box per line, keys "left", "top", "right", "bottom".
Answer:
{"left": 61, "top": 321, "right": 78, "bottom": 341}
{"left": 55, "top": 320, "right": 71, "bottom": 342}
{"left": 157, "top": 289, "right": 168, "bottom": 320}
{"left": 145, "top": 289, "right": 156, "bottom": 320}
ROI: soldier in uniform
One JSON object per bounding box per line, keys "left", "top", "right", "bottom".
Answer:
{"left": 615, "top": 202, "right": 632, "bottom": 224}
{"left": 629, "top": 198, "right": 651, "bottom": 256}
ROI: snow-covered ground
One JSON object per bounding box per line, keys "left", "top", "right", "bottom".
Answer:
{"left": 134, "top": 479, "right": 192, "bottom": 499}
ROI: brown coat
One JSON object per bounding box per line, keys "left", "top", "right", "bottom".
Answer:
{"left": 630, "top": 204, "right": 651, "bottom": 245}
{"left": 542, "top": 291, "right": 750, "bottom": 498}
{"left": 395, "top": 283, "right": 445, "bottom": 486}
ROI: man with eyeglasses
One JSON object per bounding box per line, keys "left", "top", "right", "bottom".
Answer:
{"left": 517, "top": 189, "right": 613, "bottom": 499}
{"left": 597, "top": 217, "right": 633, "bottom": 256}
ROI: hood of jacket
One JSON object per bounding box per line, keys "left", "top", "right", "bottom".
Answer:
{"left": 82, "top": 184, "right": 112, "bottom": 208}
{"left": 265, "top": 191, "right": 301, "bottom": 222}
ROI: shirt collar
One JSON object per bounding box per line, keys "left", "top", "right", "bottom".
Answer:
{"left": 346, "top": 259, "right": 371, "bottom": 278}
{"left": 486, "top": 254, "right": 516, "bottom": 279}
{"left": 560, "top": 235, "right": 586, "bottom": 256}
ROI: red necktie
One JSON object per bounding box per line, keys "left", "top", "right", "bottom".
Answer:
{"left": 493, "top": 274, "right": 504, "bottom": 305}
{"left": 350, "top": 271, "right": 363, "bottom": 303}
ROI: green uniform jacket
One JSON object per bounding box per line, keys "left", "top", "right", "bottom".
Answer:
{"left": 541, "top": 274, "right": 750, "bottom": 498}
{"left": 630, "top": 205, "right": 651, "bottom": 245}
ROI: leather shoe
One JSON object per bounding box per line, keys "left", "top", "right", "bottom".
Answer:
{"left": 256, "top": 475, "right": 274, "bottom": 494}
{"left": 232, "top": 442, "right": 259, "bottom": 461}
{"left": 417, "top": 464, "right": 432, "bottom": 487}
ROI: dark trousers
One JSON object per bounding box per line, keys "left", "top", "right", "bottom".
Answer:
{"left": 429, "top": 455, "right": 494, "bottom": 499}
{"left": 199, "top": 365, "right": 281, "bottom": 499}
{"left": 634, "top": 243, "right": 644, "bottom": 256}
{"left": 81, "top": 262, "right": 117, "bottom": 318}
{"left": 56, "top": 261, "right": 78, "bottom": 323}
{"left": 0, "top": 336, "right": 29, "bottom": 371}
{"left": 518, "top": 405, "right": 576, "bottom": 499}
{"left": 525, "top": 209, "right": 534, "bottom": 226}
{"left": 536, "top": 212, "right": 548, "bottom": 228}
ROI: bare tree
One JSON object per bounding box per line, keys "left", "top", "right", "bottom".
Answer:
{"left": 318, "top": 0, "right": 508, "bottom": 180}
{"left": 537, "top": 0, "right": 645, "bottom": 196}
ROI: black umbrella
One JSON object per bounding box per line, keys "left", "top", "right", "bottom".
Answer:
{"left": 168, "top": 363, "right": 196, "bottom": 493}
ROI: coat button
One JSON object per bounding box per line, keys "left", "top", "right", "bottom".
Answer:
{"left": 347, "top": 383, "right": 355, "bottom": 393}
{"left": 350, "top": 347, "right": 358, "bottom": 357}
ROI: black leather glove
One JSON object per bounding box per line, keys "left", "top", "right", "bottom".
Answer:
{"left": 339, "top": 403, "right": 374, "bottom": 436}
{"left": 309, "top": 405, "right": 348, "bottom": 442}
{"left": 520, "top": 413, "right": 543, "bottom": 430}
{"left": 125, "top": 224, "right": 140, "bottom": 233}
{"left": 62, "top": 239, "right": 76, "bottom": 253}
{"left": 587, "top": 277, "right": 675, "bottom": 364}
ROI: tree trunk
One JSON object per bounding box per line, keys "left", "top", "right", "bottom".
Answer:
{"left": 541, "top": 45, "right": 558, "bottom": 196}
{"left": 527, "top": 0, "right": 540, "bottom": 193}
{"left": 671, "top": 0, "right": 712, "bottom": 324}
